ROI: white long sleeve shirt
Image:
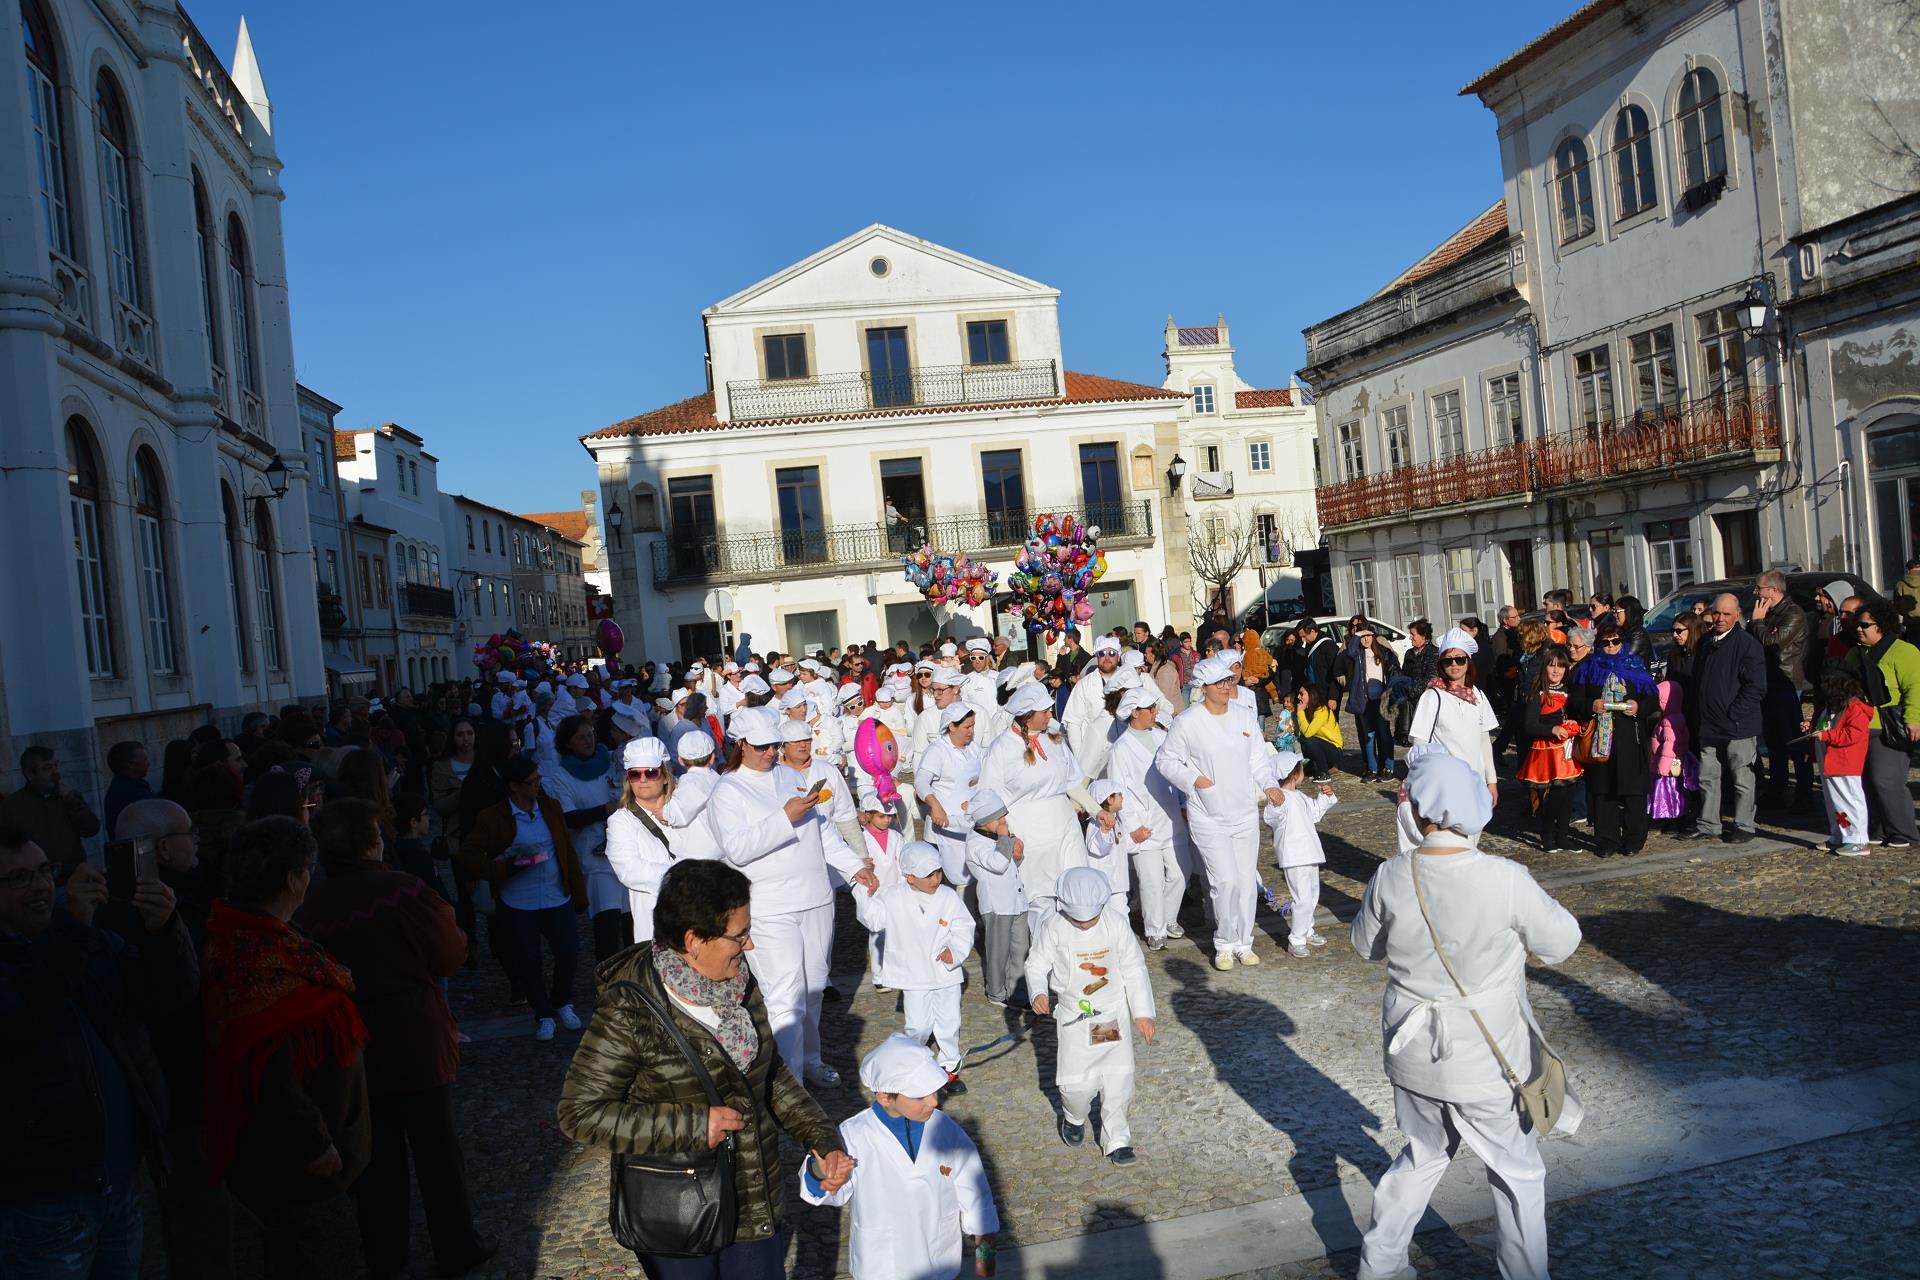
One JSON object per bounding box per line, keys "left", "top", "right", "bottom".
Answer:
{"left": 603, "top": 805, "right": 674, "bottom": 939}
{"left": 853, "top": 880, "right": 974, "bottom": 991}
{"left": 1105, "top": 726, "right": 1187, "bottom": 848}
{"left": 706, "top": 764, "right": 866, "bottom": 915}
{"left": 1262, "top": 787, "right": 1337, "bottom": 869}
{"left": 1154, "top": 702, "right": 1276, "bottom": 831}
{"left": 913, "top": 738, "right": 981, "bottom": 835}
{"left": 662, "top": 767, "right": 724, "bottom": 862}
{"left": 1406, "top": 687, "right": 1502, "bottom": 787}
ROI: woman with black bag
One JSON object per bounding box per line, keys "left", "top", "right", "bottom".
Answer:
{"left": 558, "top": 859, "right": 853, "bottom": 1279}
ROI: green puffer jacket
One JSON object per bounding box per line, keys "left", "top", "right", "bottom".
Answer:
{"left": 557, "top": 946, "right": 840, "bottom": 1245}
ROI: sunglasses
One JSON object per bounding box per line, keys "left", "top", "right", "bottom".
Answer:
{"left": 1440, "top": 655, "right": 1469, "bottom": 666}
{"left": 626, "top": 767, "right": 663, "bottom": 780}
{"left": 1601, "top": 636, "right": 1624, "bottom": 646}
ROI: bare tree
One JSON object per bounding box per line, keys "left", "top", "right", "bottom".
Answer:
{"left": 1188, "top": 511, "right": 1319, "bottom": 623}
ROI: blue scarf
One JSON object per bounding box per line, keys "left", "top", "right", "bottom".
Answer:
{"left": 1571, "top": 648, "right": 1658, "bottom": 700}
{"left": 560, "top": 744, "right": 611, "bottom": 781}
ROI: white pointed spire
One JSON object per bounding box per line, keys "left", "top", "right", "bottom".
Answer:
{"left": 231, "top": 17, "right": 271, "bottom": 136}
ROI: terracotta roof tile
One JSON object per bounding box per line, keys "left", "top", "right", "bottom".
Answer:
{"left": 333, "top": 429, "right": 364, "bottom": 460}
{"left": 1376, "top": 201, "right": 1510, "bottom": 295}
{"left": 1234, "top": 388, "right": 1296, "bottom": 409}
{"left": 582, "top": 371, "right": 1185, "bottom": 443}
{"left": 522, "top": 511, "right": 589, "bottom": 544}
{"left": 1176, "top": 326, "right": 1220, "bottom": 347}
{"left": 1460, "top": 0, "right": 1621, "bottom": 98}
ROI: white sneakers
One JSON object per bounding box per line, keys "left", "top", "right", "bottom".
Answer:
{"left": 534, "top": 1018, "right": 556, "bottom": 1042}
{"left": 1289, "top": 942, "right": 1311, "bottom": 958}
{"left": 1307, "top": 932, "right": 1329, "bottom": 948}
{"left": 557, "top": 1005, "right": 584, "bottom": 1031}
{"left": 1236, "top": 949, "right": 1261, "bottom": 967}
{"left": 1212, "top": 953, "right": 1236, "bottom": 971}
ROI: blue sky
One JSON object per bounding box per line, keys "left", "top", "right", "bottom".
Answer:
{"left": 192, "top": 1, "right": 1561, "bottom": 512}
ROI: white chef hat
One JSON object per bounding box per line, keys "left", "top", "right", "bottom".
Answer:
{"left": 859, "top": 793, "right": 891, "bottom": 814}
{"left": 777, "top": 719, "right": 812, "bottom": 744}
{"left": 837, "top": 684, "right": 863, "bottom": 705}
{"left": 745, "top": 661, "right": 763, "bottom": 673}
{"left": 969, "top": 789, "right": 1008, "bottom": 827}
{"left": 1092, "top": 635, "right": 1121, "bottom": 655}
{"left": 929, "top": 667, "right": 965, "bottom": 688}
{"left": 859, "top": 1033, "right": 950, "bottom": 1098}
{"left": 1436, "top": 627, "right": 1479, "bottom": 657}
{"left": 1089, "top": 777, "right": 1123, "bottom": 804}
{"left": 1118, "top": 686, "right": 1159, "bottom": 716}
{"left": 964, "top": 638, "right": 991, "bottom": 654}
{"left": 1192, "top": 655, "right": 1236, "bottom": 686}
{"left": 675, "top": 730, "right": 715, "bottom": 763}
{"left": 777, "top": 689, "right": 807, "bottom": 711}
{"left": 768, "top": 667, "right": 795, "bottom": 685}
{"left": 1005, "top": 682, "right": 1051, "bottom": 716}
{"left": 1406, "top": 748, "right": 1492, "bottom": 837}
{"left": 466, "top": 702, "right": 483, "bottom": 718}
{"left": 1121, "top": 650, "right": 1146, "bottom": 670}
{"left": 622, "top": 738, "right": 668, "bottom": 770}
{"left": 1056, "top": 866, "right": 1111, "bottom": 921}
{"left": 874, "top": 686, "right": 896, "bottom": 703}
{"left": 723, "top": 661, "right": 740, "bottom": 674}
{"left": 1271, "top": 750, "right": 1304, "bottom": 780}
{"left": 739, "top": 674, "right": 770, "bottom": 696}
{"left": 671, "top": 687, "right": 691, "bottom": 705}
{"left": 1110, "top": 666, "right": 1141, "bottom": 691}
{"left": 940, "top": 702, "right": 977, "bottom": 731}
{"left": 535, "top": 681, "right": 553, "bottom": 697}
{"left": 566, "top": 673, "right": 589, "bottom": 690}
{"left": 998, "top": 662, "right": 1034, "bottom": 690}
{"left": 733, "top": 709, "right": 781, "bottom": 747}
{"left": 799, "top": 658, "right": 823, "bottom": 674}
{"left": 939, "top": 642, "right": 958, "bottom": 657}
{"left": 612, "top": 707, "right": 646, "bottom": 738}
{"left": 914, "top": 660, "right": 936, "bottom": 675}
{"left": 899, "top": 841, "right": 943, "bottom": 878}
{"left": 653, "top": 697, "right": 674, "bottom": 712}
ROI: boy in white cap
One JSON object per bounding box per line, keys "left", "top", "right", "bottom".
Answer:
{"left": 1082, "top": 778, "right": 1134, "bottom": 911}
{"left": 964, "top": 789, "right": 1030, "bottom": 1006}
{"left": 799, "top": 1034, "right": 999, "bottom": 1280}
{"left": 1261, "top": 751, "right": 1337, "bottom": 957}
{"left": 1156, "top": 654, "right": 1284, "bottom": 970}
{"left": 1026, "top": 866, "right": 1155, "bottom": 1163}
{"left": 914, "top": 702, "right": 982, "bottom": 889}
{"left": 854, "top": 841, "right": 975, "bottom": 1091}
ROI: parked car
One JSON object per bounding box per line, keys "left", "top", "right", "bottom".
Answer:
{"left": 1237, "top": 595, "right": 1308, "bottom": 632}
{"left": 1642, "top": 571, "right": 1879, "bottom": 665}
{"left": 1264, "top": 616, "right": 1412, "bottom": 665}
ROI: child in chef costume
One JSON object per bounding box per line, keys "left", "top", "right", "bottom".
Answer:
{"left": 1261, "top": 750, "right": 1337, "bottom": 957}
{"left": 854, "top": 841, "right": 977, "bottom": 1092}
{"left": 1082, "top": 778, "right": 1135, "bottom": 913}
{"left": 800, "top": 1034, "right": 1000, "bottom": 1280}
{"left": 858, "top": 795, "right": 902, "bottom": 990}
{"left": 965, "top": 789, "right": 1031, "bottom": 1008}
{"left": 1025, "top": 866, "right": 1156, "bottom": 1165}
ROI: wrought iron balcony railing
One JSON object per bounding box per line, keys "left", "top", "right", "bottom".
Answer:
{"left": 1315, "top": 386, "right": 1780, "bottom": 529}
{"left": 652, "top": 499, "right": 1154, "bottom": 589}
{"left": 726, "top": 359, "right": 1060, "bottom": 422}
{"left": 398, "top": 582, "right": 457, "bottom": 619}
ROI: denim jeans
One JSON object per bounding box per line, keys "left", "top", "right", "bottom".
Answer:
{"left": 1355, "top": 699, "right": 1393, "bottom": 774}
{"left": 0, "top": 1183, "right": 142, "bottom": 1280}
{"left": 498, "top": 902, "right": 580, "bottom": 1019}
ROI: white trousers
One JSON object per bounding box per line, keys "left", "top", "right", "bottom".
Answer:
{"left": 1060, "top": 1070, "right": 1136, "bottom": 1154}
{"left": 1283, "top": 864, "right": 1321, "bottom": 947}
{"left": 1823, "top": 772, "right": 1868, "bottom": 845}
{"left": 746, "top": 903, "right": 834, "bottom": 1075}
{"left": 1359, "top": 1086, "right": 1549, "bottom": 1280}
{"left": 1131, "top": 839, "right": 1186, "bottom": 941}
{"left": 1190, "top": 819, "right": 1260, "bottom": 954}
{"left": 901, "top": 985, "right": 963, "bottom": 1071}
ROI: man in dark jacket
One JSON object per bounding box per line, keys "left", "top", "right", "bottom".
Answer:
{"left": 1297, "top": 620, "right": 1339, "bottom": 695}
{"left": 0, "top": 825, "right": 196, "bottom": 1275}
{"left": 1, "top": 747, "right": 102, "bottom": 879}
{"left": 1747, "top": 570, "right": 1813, "bottom": 809}
{"left": 1683, "top": 594, "right": 1767, "bottom": 843}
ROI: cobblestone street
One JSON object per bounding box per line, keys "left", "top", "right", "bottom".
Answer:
{"left": 378, "top": 771, "right": 1919, "bottom": 1279}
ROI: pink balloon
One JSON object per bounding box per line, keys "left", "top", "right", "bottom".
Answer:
{"left": 853, "top": 719, "right": 901, "bottom": 805}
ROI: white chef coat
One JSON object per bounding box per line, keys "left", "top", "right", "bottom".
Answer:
{"left": 907, "top": 698, "right": 943, "bottom": 764}
{"left": 541, "top": 756, "right": 623, "bottom": 915}
{"left": 798, "top": 1106, "right": 999, "bottom": 1280}
{"left": 1407, "top": 687, "right": 1502, "bottom": 787}
{"left": 862, "top": 825, "right": 905, "bottom": 892}
{"left": 959, "top": 679, "right": 1009, "bottom": 748}
{"left": 1263, "top": 787, "right": 1337, "bottom": 869}
{"left": 915, "top": 737, "right": 982, "bottom": 882}
{"left": 962, "top": 828, "right": 1028, "bottom": 917}
{"left": 853, "top": 880, "right": 973, "bottom": 991}
{"left": 1350, "top": 846, "right": 1582, "bottom": 1129}
{"left": 1023, "top": 908, "right": 1155, "bottom": 1090}
{"left": 978, "top": 730, "right": 1086, "bottom": 910}
{"left": 662, "top": 767, "right": 724, "bottom": 862}
{"left": 603, "top": 805, "right": 674, "bottom": 939}
{"left": 706, "top": 764, "right": 866, "bottom": 914}
{"left": 1105, "top": 725, "right": 1190, "bottom": 854}
{"left": 1155, "top": 701, "right": 1276, "bottom": 832}
{"left": 1082, "top": 814, "right": 1134, "bottom": 901}
{"left": 715, "top": 681, "right": 744, "bottom": 719}
{"left": 1061, "top": 664, "right": 1116, "bottom": 760}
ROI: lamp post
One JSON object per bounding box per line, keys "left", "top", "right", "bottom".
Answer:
{"left": 605, "top": 500, "right": 625, "bottom": 547}
{"left": 1166, "top": 454, "right": 1188, "bottom": 496}
{"left": 265, "top": 454, "right": 290, "bottom": 498}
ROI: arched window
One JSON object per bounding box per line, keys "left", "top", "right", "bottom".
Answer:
{"left": 192, "top": 172, "right": 222, "bottom": 375}
{"left": 22, "top": 0, "right": 74, "bottom": 257}
{"left": 66, "top": 418, "right": 113, "bottom": 676}
{"left": 1611, "top": 105, "right": 1656, "bottom": 218}
{"left": 94, "top": 70, "right": 143, "bottom": 308}
{"left": 252, "top": 498, "right": 281, "bottom": 669}
{"left": 1553, "top": 137, "right": 1595, "bottom": 244}
{"left": 1678, "top": 68, "right": 1727, "bottom": 192}
{"left": 223, "top": 483, "right": 250, "bottom": 672}
{"left": 407, "top": 544, "right": 421, "bottom": 584}
{"left": 131, "top": 447, "right": 176, "bottom": 673}
{"left": 427, "top": 547, "right": 440, "bottom": 586}
{"left": 226, "top": 214, "right": 258, "bottom": 392}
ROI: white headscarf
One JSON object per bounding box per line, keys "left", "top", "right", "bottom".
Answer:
{"left": 1405, "top": 749, "right": 1491, "bottom": 837}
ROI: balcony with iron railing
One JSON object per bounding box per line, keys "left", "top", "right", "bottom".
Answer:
{"left": 651, "top": 499, "right": 1154, "bottom": 589}
{"left": 398, "top": 582, "right": 457, "bottom": 619}
{"left": 1315, "top": 385, "right": 1781, "bottom": 529}
{"left": 726, "top": 359, "right": 1060, "bottom": 423}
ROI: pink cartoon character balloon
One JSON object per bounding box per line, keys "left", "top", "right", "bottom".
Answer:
{"left": 852, "top": 718, "right": 901, "bottom": 806}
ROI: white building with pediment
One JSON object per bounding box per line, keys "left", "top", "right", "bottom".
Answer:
{"left": 0, "top": 0, "right": 323, "bottom": 799}
{"left": 583, "top": 225, "right": 1197, "bottom": 662}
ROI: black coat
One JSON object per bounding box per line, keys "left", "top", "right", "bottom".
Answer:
{"left": 1572, "top": 676, "right": 1662, "bottom": 795}
{"left": 1300, "top": 637, "right": 1339, "bottom": 694}
{"left": 1687, "top": 625, "right": 1767, "bottom": 743}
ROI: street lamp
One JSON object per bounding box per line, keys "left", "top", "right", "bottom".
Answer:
{"left": 605, "top": 499, "right": 625, "bottom": 547}
{"left": 1167, "top": 454, "right": 1188, "bottom": 496}
{"left": 1737, "top": 285, "right": 1770, "bottom": 333}
{"left": 265, "top": 454, "right": 290, "bottom": 498}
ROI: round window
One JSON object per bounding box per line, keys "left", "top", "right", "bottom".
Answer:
{"left": 869, "top": 256, "right": 890, "bottom": 277}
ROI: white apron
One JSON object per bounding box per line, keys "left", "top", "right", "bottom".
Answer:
{"left": 1025, "top": 910, "right": 1154, "bottom": 1091}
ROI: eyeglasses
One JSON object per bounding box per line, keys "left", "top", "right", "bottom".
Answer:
{"left": 713, "top": 927, "right": 752, "bottom": 946}
{"left": 0, "top": 862, "right": 55, "bottom": 892}
{"left": 626, "top": 768, "right": 663, "bottom": 780}
{"left": 744, "top": 740, "right": 776, "bottom": 751}
{"left": 1440, "top": 655, "right": 1469, "bottom": 666}
{"left": 1601, "top": 636, "right": 1624, "bottom": 647}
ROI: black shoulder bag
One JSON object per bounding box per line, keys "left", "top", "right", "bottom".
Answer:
{"left": 602, "top": 978, "right": 738, "bottom": 1258}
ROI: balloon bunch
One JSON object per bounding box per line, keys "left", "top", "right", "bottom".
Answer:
{"left": 901, "top": 545, "right": 999, "bottom": 607}
{"left": 473, "top": 629, "right": 561, "bottom": 678}
{"left": 1003, "top": 514, "right": 1107, "bottom": 644}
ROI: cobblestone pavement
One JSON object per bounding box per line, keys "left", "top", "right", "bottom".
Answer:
{"left": 181, "top": 766, "right": 1920, "bottom": 1278}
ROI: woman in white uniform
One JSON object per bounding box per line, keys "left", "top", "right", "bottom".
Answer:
{"left": 661, "top": 730, "right": 723, "bottom": 862}
{"left": 1155, "top": 656, "right": 1283, "bottom": 970}
{"left": 780, "top": 718, "right": 860, "bottom": 860}
{"left": 915, "top": 703, "right": 983, "bottom": 887}
{"left": 543, "top": 715, "right": 626, "bottom": 961}
{"left": 1405, "top": 627, "right": 1501, "bottom": 806}
{"left": 708, "top": 708, "right": 876, "bottom": 1088}
{"left": 600, "top": 737, "right": 677, "bottom": 941}
{"left": 979, "top": 682, "right": 1092, "bottom": 931}
{"left": 1106, "top": 686, "right": 1190, "bottom": 949}
{"left": 1351, "top": 751, "right": 1583, "bottom": 1280}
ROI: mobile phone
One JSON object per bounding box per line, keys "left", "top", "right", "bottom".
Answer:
{"left": 105, "top": 837, "right": 156, "bottom": 901}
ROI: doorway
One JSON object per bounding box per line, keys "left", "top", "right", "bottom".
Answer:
{"left": 1506, "top": 540, "right": 1536, "bottom": 612}
{"left": 1714, "top": 510, "right": 1761, "bottom": 578}
{"left": 881, "top": 458, "right": 926, "bottom": 552}
{"left": 867, "top": 328, "right": 912, "bottom": 407}
{"left": 1869, "top": 418, "right": 1920, "bottom": 586}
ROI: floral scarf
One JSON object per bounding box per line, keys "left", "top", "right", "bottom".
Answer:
{"left": 653, "top": 943, "right": 758, "bottom": 1071}
{"left": 1425, "top": 677, "right": 1479, "bottom": 706}
{"left": 202, "top": 901, "right": 367, "bottom": 1185}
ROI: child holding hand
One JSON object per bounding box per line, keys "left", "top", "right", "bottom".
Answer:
{"left": 854, "top": 841, "right": 975, "bottom": 1091}
{"left": 1809, "top": 672, "right": 1872, "bottom": 855}
{"left": 1261, "top": 751, "right": 1337, "bottom": 957}
{"left": 1082, "top": 779, "right": 1134, "bottom": 912}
